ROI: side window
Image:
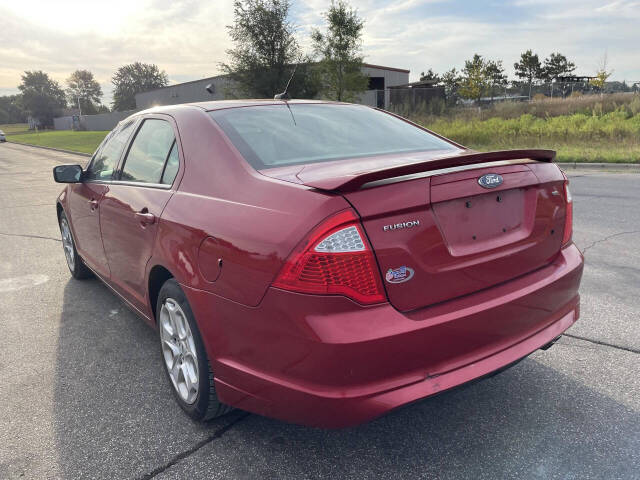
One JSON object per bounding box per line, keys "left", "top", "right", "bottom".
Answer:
{"left": 161, "top": 142, "right": 179, "bottom": 185}
{"left": 85, "top": 121, "right": 135, "bottom": 181}
{"left": 121, "top": 119, "right": 175, "bottom": 184}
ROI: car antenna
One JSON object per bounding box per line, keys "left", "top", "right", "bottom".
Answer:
{"left": 274, "top": 61, "right": 299, "bottom": 100}
{"left": 275, "top": 61, "right": 301, "bottom": 125}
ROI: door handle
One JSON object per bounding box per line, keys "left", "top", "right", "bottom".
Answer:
{"left": 88, "top": 198, "right": 99, "bottom": 211}
{"left": 135, "top": 211, "right": 156, "bottom": 225}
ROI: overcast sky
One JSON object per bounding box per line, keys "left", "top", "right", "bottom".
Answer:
{"left": 1, "top": 0, "right": 639, "bottom": 105}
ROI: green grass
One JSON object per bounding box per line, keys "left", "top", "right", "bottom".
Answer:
{"left": 8, "top": 130, "right": 108, "bottom": 154}
{"left": 421, "top": 111, "right": 640, "bottom": 163}
{"left": 464, "top": 141, "right": 640, "bottom": 163}
{"left": 0, "top": 123, "right": 30, "bottom": 135}
{"left": 5, "top": 109, "right": 640, "bottom": 162}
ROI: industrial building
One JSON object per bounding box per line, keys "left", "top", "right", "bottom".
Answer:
{"left": 134, "top": 64, "right": 410, "bottom": 110}
{"left": 54, "top": 63, "right": 410, "bottom": 130}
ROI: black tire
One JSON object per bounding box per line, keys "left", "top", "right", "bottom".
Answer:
{"left": 59, "top": 211, "right": 93, "bottom": 280}
{"left": 156, "top": 278, "right": 233, "bottom": 421}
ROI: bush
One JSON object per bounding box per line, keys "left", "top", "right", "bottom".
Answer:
{"left": 408, "top": 92, "right": 640, "bottom": 124}
{"left": 420, "top": 112, "right": 640, "bottom": 163}
{"left": 423, "top": 112, "right": 640, "bottom": 146}
{"left": 629, "top": 95, "right": 640, "bottom": 115}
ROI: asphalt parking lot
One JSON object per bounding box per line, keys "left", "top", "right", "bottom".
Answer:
{"left": 0, "top": 142, "right": 638, "bottom": 480}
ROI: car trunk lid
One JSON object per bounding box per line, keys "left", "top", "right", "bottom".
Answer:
{"left": 344, "top": 160, "right": 567, "bottom": 312}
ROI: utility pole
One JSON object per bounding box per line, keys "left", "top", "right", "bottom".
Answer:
{"left": 76, "top": 80, "right": 85, "bottom": 118}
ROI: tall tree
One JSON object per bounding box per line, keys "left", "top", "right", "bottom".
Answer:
{"left": 441, "top": 68, "right": 461, "bottom": 106}
{"left": 514, "top": 50, "right": 542, "bottom": 100}
{"left": 459, "top": 54, "right": 490, "bottom": 103}
{"left": 0, "top": 95, "right": 28, "bottom": 124}
{"left": 18, "top": 71, "right": 66, "bottom": 127}
{"left": 221, "top": 0, "right": 314, "bottom": 98}
{"left": 66, "top": 69, "right": 103, "bottom": 115}
{"left": 590, "top": 52, "right": 613, "bottom": 95}
{"left": 542, "top": 53, "right": 576, "bottom": 97}
{"left": 485, "top": 60, "right": 507, "bottom": 101}
{"left": 312, "top": 0, "right": 369, "bottom": 102}
{"left": 111, "top": 62, "right": 168, "bottom": 111}
{"left": 419, "top": 68, "right": 441, "bottom": 84}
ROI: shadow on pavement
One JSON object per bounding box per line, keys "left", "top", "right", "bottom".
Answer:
{"left": 210, "top": 360, "right": 639, "bottom": 480}
{"left": 53, "top": 278, "right": 232, "bottom": 479}
{"left": 54, "top": 278, "right": 640, "bottom": 479}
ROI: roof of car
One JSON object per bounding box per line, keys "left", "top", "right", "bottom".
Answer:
{"left": 197, "top": 99, "right": 333, "bottom": 111}
{"left": 137, "top": 99, "right": 345, "bottom": 116}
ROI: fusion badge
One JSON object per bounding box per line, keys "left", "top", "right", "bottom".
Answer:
{"left": 385, "top": 266, "right": 415, "bottom": 284}
{"left": 383, "top": 220, "right": 420, "bottom": 232}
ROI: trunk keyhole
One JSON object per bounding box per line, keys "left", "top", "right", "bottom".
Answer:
{"left": 465, "top": 201, "right": 472, "bottom": 208}
{"left": 496, "top": 195, "right": 502, "bottom": 202}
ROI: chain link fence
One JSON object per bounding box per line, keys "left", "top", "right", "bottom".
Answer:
{"left": 378, "top": 81, "right": 640, "bottom": 118}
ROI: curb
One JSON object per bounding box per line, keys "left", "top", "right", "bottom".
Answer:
{"left": 7, "top": 141, "right": 91, "bottom": 157}
{"left": 557, "top": 162, "right": 640, "bottom": 172}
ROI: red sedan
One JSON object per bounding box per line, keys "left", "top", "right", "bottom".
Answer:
{"left": 53, "top": 100, "right": 583, "bottom": 428}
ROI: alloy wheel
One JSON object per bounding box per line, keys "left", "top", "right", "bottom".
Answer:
{"left": 159, "top": 298, "right": 200, "bottom": 404}
{"left": 60, "top": 217, "right": 75, "bottom": 271}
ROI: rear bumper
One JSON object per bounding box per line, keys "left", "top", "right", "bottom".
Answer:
{"left": 184, "top": 243, "right": 583, "bottom": 428}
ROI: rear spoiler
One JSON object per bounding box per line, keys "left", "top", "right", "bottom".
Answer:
{"left": 299, "top": 149, "right": 556, "bottom": 192}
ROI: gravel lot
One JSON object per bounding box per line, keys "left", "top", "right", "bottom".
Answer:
{"left": 0, "top": 142, "right": 638, "bottom": 480}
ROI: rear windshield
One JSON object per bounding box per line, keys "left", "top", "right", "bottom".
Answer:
{"left": 209, "top": 104, "right": 460, "bottom": 169}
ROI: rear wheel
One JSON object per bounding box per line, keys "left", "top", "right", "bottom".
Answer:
{"left": 156, "top": 278, "right": 232, "bottom": 421}
{"left": 59, "top": 211, "right": 93, "bottom": 279}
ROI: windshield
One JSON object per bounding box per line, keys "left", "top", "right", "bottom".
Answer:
{"left": 209, "top": 104, "right": 460, "bottom": 169}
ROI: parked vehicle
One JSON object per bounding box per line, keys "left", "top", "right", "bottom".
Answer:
{"left": 53, "top": 100, "right": 583, "bottom": 428}
{"left": 0, "top": 130, "right": 6, "bottom": 142}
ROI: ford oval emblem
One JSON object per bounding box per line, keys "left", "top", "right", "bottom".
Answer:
{"left": 385, "top": 266, "right": 414, "bottom": 284}
{"left": 478, "top": 173, "right": 503, "bottom": 189}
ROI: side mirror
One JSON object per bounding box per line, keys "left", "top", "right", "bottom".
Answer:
{"left": 53, "top": 164, "right": 83, "bottom": 183}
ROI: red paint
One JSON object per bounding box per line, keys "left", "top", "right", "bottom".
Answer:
{"left": 67, "top": 182, "right": 111, "bottom": 278}
{"left": 99, "top": 184, "right": 174, "bottom": 313}
{"left": 291, "top": 149, "right": 555, "bottom": 191}
{"left": 57, "top": 101, "right": 583, "bottom": 428}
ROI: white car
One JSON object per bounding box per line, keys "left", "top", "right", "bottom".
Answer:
{"left": 0, "top": 130, "right": 6, "bottom": 142}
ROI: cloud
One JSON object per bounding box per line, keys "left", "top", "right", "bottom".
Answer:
{"left": 0, "top": 1, "right": 235, "bottom": 103}
{"left": 296, "top": 0, "right": 639, "bottom": 81}
{"left": 1, "top": 0, "right": 638, "bottom": 105}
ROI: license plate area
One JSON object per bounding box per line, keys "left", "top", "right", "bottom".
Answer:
{"left": 432, "top": 187, "right": 536, "bottom": 257}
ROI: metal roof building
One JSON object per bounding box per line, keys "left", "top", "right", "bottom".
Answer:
{"left": 134, "top": 64, "right": 410, "bottom": 110}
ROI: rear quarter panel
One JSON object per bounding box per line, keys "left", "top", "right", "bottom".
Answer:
{"left": 151, "top": 108, "right": 349, "bottom": 307}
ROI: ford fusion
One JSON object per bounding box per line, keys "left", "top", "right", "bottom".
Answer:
{"left": 53, "top": 101, "right": 583, "bottom": 428}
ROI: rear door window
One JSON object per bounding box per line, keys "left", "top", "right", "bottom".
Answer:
{"left": 120, "top": 119, "right": 176, "bottom": 184}
{"left": 161, "top": 142, "right": 180, "bottom": 185}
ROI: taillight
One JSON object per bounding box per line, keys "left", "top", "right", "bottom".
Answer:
{"left": 272, "top": 209, "right": 386, "bottom": 305}
{"left": 562, "top": 180, "right": 573, "bottom": 245}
